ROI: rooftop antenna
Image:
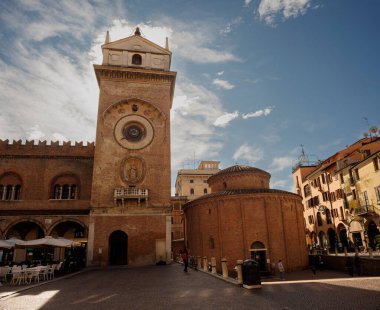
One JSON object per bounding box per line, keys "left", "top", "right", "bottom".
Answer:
{"left": 363, "top": 117, "right": 371, "bottom": 137}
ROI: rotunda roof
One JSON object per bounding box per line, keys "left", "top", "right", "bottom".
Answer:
{"left": 211, "top": 165, "right": 270, "bottom": 178}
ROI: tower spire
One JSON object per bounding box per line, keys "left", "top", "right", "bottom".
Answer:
{"left": 165, "top": 37, "right": 169, "bottom": 50}
{"left": 135, "top": 27, "right": 141, "bottom": 36}
{"left": 105, "top": 30, "right": 110, "bottom": 44}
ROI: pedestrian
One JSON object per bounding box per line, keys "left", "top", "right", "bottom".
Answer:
{"left": 180, "top": 248, "right": 189, "bottom": 272}
{"left": 277, "top": 259, "right": 285, "bottom": 280}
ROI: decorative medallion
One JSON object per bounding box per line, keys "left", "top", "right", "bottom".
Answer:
{"left": 121, "top": 156, "right": 146, "bottom": 184}
{"left": 114, "top": 115, "right": 154, "bottom": 149}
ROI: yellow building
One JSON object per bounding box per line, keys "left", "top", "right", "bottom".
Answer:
{"left": 175, "top": 161, "right": 220, "bottom": 200}
{"left": 341, "top": 148, "right": 380, "bottom": 249}
{"left": 292, "top": 137, "right": 380, "bottom": 252}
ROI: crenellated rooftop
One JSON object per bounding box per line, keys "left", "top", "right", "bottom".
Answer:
{"left": 0, "top": 139, "right": 95, "bottom": 157}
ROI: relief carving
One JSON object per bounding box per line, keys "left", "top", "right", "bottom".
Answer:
{"left": 121, "top": 156, "right": 145, "bottom": 184}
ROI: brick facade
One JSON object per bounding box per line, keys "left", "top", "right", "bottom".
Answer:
{"left": 183, "top": 165, "right": 308, "bottom": 273}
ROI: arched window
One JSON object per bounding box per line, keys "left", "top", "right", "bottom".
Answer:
{"left": 51, "top": 174, "right": 79, "bottom": 200}
{"left": 325, "top": 209, "right": 332, "bottom": 224}
{"left": 132, "top": 54, "right": 142, "bottom": 65}
{"left": 190, "top": 188, "right": 194, "bottom": 195}
{"left": 204, "top": 188, "right": 208, "bottom": 194}
{"left": 317, "top": 212, "right": 323, "bottom": 226}
{"left": 0, "top": 172, "right": 22, "bottom": 201}
{"left": 62, "top": 184, "right": 70, "bottom": 199}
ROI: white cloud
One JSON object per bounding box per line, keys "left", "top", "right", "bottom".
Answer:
{"left": 212, "top": 78, "right": 235, "bottom": 90}
{"left": 245, "top": 0, "right": 253, "bottom": 6}
{"left": 213, "top": 111, "right": 239, "bottom": 128}
{"left": 171, "top": 81, "right": 225, "bottom": 171}
{"left": 220, "top": 16, "right": 243, "bottom": 35}
{"left": 27, "top": 125, "right": 45, "bottom": 141}
{"left": 217, "top": 71, "right": 224, "bottom": 76}
{"left": 242, "top": 107, "right": 273, "bottom": 119}
{"left": 269, "top": 156, "right": 295, "bottom": 172}
{"left": 233, "top": 143, "right": 264, "bottom": 164}
{"left": 257, "top": 0, "right": 312, "bottom": 25}
{"left": 270, "top": 179, "right": 288, "bottom": 188}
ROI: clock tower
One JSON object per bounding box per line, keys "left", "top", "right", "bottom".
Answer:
{"left": 88, "top": 28, "right": 176, "bottom": 266}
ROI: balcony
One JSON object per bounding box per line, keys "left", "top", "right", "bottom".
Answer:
{"left": 114, "top": 187, "right": 148, "bottom": 205}
{"left": 356, "top": 205, "right": 377, "bottom": 217}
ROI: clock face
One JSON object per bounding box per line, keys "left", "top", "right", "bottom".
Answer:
{"left": 123, "top": 122, "right": 146, "bottom": 142}
{"left": 114, "top": 115, "right": 154, "bottom": 150}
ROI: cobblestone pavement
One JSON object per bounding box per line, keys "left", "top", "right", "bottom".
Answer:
{"left": 0, "top": 264, "right": 379, "bottom": 310}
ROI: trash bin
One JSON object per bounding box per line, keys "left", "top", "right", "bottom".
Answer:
{"left": 242, "top": 259, "right": 261, "bottom": 289}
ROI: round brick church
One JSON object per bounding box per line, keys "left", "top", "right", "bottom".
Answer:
{"left": 183, "top": 165, "right": 308, "bottom": 274}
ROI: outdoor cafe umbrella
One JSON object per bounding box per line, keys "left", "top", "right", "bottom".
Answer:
{"left": 0, "top": 240, "right": 13, "bottom": 249}
{"left": 5, "top": 238, "right": 28, "bottom": 247}
{"left": 25, "top": 236, "right": 81, "bottom": 248}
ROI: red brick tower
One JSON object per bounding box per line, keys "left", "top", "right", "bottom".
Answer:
{"left": 88, "top": 28, "right": 176, "bottom": 266}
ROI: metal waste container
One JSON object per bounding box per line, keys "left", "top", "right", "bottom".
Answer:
{"left": 242, "top": 259, "right": 261, "bottom": 289}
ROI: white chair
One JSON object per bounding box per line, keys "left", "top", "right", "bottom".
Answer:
{"left": 55, "top": 261, "right": 63, "bottom": 275}
{"left": 47, "top": 264, "right": 56, "bottom": 280}
{"left": 25, "top": 267, "right": 41, "bottom": 284}
{"left": 38, "top": 266, "right": 49, "bottom": 281}
{"left": 11, "top": 266, "right": 24, "bottom": 285}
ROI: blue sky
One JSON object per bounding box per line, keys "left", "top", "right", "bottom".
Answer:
{"left": 0, "top": 0, "right": 379, "bottom": 193}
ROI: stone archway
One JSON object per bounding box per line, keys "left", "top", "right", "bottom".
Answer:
{"left": 337, "top": 224, "right": 349, "bottom": 250}
{"left": 5, "top": 220, "right": 45, "bottom": 263}
{"left": 249, "top": 241, "right": 267, "bottom": 274}
{"left": 367, "top": 221, "right": 379, "bottom": 250}
{"left": 6, "top": 220, "right": 45, "bottom": 240}
{"left": 327, "top": 228, "right": 337, "bottom": 251}
{"left": 109, "top": 230, "right": 128, "bottom": 265}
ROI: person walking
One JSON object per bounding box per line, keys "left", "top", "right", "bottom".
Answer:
{"left": 277, "top": 259, "right": 285, "bottom": 280}
{"left": 180, "top": 248, "right": 189, "bottom": 272}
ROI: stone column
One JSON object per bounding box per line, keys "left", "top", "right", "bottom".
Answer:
{"left": 335, "top": 248, "right": 338, "bottom": 256}
{"left": 211, "top": 257, "right": 216, "bottom": 274}
{"left": 344, "top": 247, "right": 347, "bottom": 256}
{"left": 221, "top": 258, "right": 228, "bottom": 278}
{"left": 10, "top": 186, "right": 15, "bottom": 200}
{"left": 236, "top": 260, "right": 243, "bottom": 285}
{"left": 203, "top": 256, "right": 208, "bottom": 271}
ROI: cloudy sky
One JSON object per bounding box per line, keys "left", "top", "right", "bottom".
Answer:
{"left": 0, "top": 0, "right": 379, "bottom": 193}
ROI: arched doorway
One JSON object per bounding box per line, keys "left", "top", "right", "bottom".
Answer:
{"left": 337, "top": 224, "right": 349, "bottom": 250}
{"left": 249, "top": 241, "right": 267, "bottom": 274}
{"left": 367, "top": 221, "right": 379, "bottom": 250}
{"left": 109, "top": 230, "right": 128, "bottom": 265}
{"left": 327, "top": 228, "right": 337, "bottom": 251}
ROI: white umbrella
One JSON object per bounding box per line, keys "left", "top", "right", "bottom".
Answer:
{"left": 0, "top": 240, "right": 13, "bottom": 249}
{"left": 25, "top": 236, "right": 80, "bottom": 248}
{"left": 5, "top": 238, "right": 28, "bottom": 246}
